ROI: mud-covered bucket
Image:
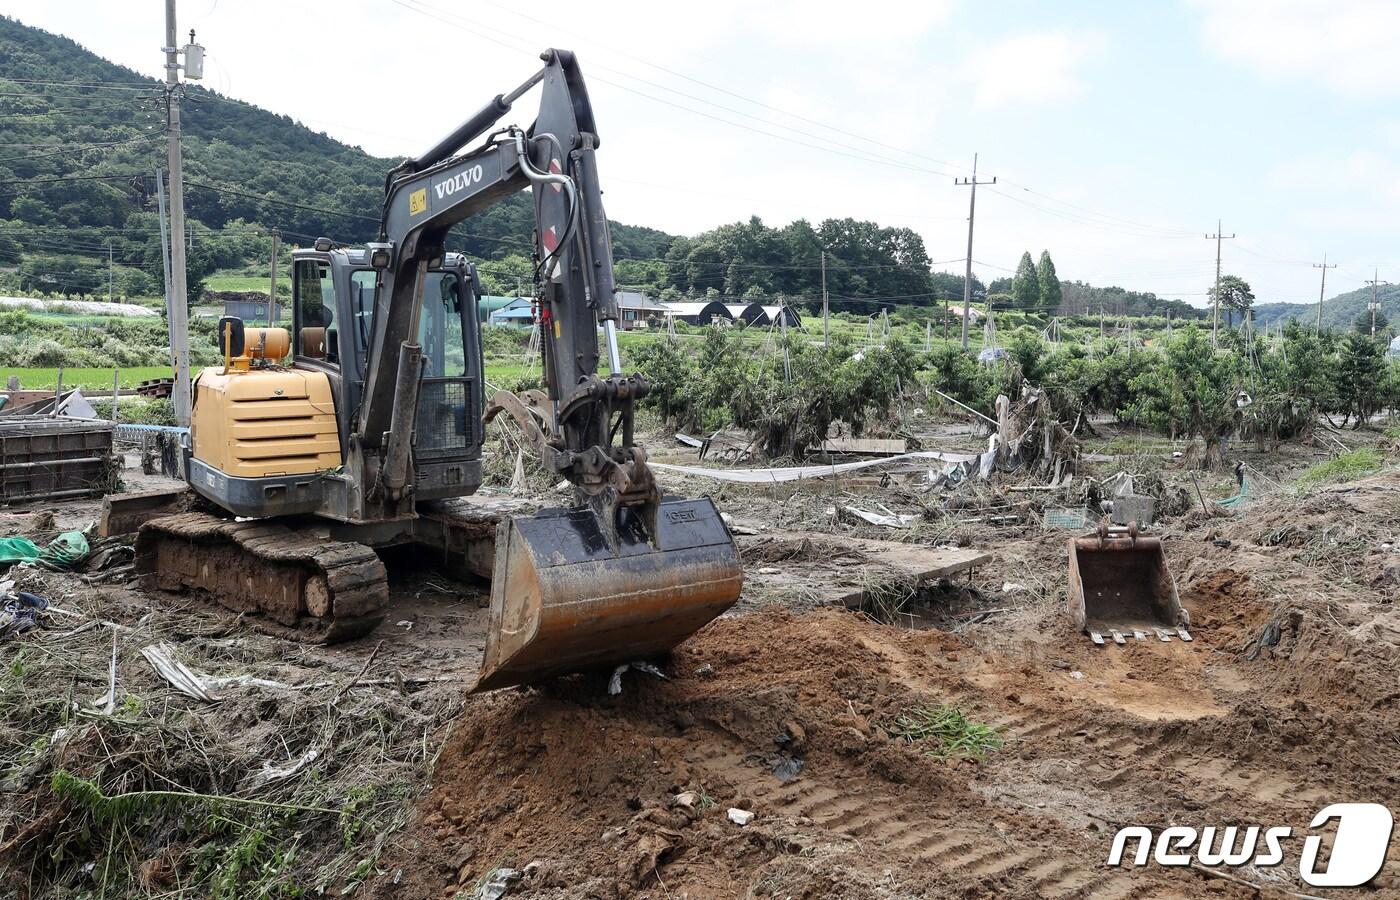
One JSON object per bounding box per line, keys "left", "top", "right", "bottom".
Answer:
{"left": 1067, "top": 524, "right": 1184, "bottom": 640}
{"left": 472, "top": 495, "right": 743, "bottom": 692}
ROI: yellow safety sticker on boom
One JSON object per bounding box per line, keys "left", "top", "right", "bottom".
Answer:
{"left": 408, "top": 188, "right": 428, "bottom": 216}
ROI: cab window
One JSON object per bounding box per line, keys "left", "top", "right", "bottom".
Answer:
{"left": 349, "top": 270, "right": 377, "bottom": 375}
{"left": 419, "top": 272, "right": 467, "bottom": 377}
{"left": 293, "top": 259, "right": 338, "bottom": 365}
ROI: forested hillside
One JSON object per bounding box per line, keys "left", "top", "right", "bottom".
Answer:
{"left": 2, "top": 14, "right": 1366, "bottom": 325}
{"left": 1254, "top": 281, "right": 1400, "bottom": 336}
{"left": 0, "top": 15, "right": 672, "bottom": 299}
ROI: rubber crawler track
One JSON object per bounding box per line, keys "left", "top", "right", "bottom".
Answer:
{"left": 134, "top": 511, "right": 388, "bottom": 643}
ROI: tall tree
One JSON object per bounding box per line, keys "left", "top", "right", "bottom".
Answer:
{"left": 1011, "top": 251, "right": 1039, "bottom": 309}
{"left": 1209, "top": 275, "right": 1254, "bottom": 329}
{"left": 1036, "top": 251, "right": 1061, "bottom": 311}
{"left": 1335, "top": 333, "right": 1386, "bottom": 427}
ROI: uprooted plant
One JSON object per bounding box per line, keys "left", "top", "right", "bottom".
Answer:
{"left": 885, "top": 703, "right": 1004, "bottom": 760}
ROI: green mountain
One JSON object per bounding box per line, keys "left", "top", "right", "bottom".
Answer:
{"left": 1253, "top": 282, "right": 1400, "bottom": 336}
{"left": 0, "top": 15, "right": 673, "bottom": 298}
{"left": 3, "top": 14, "right": 1340, "bottom": 325}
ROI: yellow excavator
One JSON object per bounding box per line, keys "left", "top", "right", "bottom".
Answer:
{"left": 134, "top": 50, "right": 743, "bottom": 691}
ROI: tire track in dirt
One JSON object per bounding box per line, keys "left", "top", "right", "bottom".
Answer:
{"left": 875, "top": 624, "right": 1346, "bottom": 819}
{"left": 848, "top": 620, "right": 1380, "bottom": 897}
{"left": 680, "top": 722, "right": 1185, "bottom": 899}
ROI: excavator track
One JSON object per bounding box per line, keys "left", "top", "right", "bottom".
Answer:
{"left": 134, "top": 512, "right": 388, "bottom": 643}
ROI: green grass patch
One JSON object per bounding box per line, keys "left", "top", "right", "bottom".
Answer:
{"left": 0, "top": 366, "right": 172, "bottom": 390}
{"left": 1297, "top": 448, "right": 1385, "bottom": 489}
{"left": 483, "top": 361, "right": 536, "bottom": 388}
{"left": 204, "top": 275, "right": 273, "bottom": 294}
{"left": 26, "top": 312, "right": 153, "bottom": 326}
{"left": 886, "top": 704, "right": 1004, "bottom": 760}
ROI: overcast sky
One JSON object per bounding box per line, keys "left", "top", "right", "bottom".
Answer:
{"left": 7, "top": 0, "right": 1399, "bottom": 306}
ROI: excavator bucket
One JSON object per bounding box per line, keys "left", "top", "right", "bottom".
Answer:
{"left": 1067, "top": 525, "right": 1190, "bottom": 645}
{"left": 472, "top": 495, "right": 743, "bottom": 692}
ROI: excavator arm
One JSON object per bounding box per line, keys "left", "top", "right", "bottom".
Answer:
{"left": 358, "top": 50, "right": 654, "bottom": 538}
{"left": 359, "top": 50, "right": 741, "bottom": 691}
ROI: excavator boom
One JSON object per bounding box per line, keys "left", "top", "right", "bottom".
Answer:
{"left": 134, "top": 50, "right": 741, "bottom": 691}
{"left": 368, "top": 50, "right": 742, "bottom": 690}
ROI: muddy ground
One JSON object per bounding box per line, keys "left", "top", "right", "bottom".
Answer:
{"left": 2, "top": 425, "right": 1399, "bottom": 899}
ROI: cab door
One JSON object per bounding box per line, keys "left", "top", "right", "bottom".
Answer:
{"left": 414, "top": 267, "right": 482, "bottom": 465}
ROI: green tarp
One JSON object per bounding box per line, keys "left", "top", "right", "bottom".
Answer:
{"left": 0, "top": 532, "right": 89, "bottom": 570}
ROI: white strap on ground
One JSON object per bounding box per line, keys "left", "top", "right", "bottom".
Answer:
{"left": 650, "top": 449, "right": 980, "bottom": 484}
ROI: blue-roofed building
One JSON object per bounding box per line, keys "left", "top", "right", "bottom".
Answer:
{"left": 488, "top": 297, "right": 535, "bottom": 327}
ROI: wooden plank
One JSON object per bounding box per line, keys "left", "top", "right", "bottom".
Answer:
{"left": 742, "top": 530, "right": 991, "bottom": 608}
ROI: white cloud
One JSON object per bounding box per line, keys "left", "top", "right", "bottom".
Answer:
{"left": 1191, "top": 0, "right": 1400, "bottom": 95}
{"left": 962, "top": 31, "right": 1105, "bottom": 108}
{"left": 732, "top": 0, "right": 955, "bottom": 48}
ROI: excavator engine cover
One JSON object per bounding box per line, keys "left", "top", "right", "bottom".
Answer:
{"left": 474, "top": 495, "right": 742, "bottom": 692}
{"left": 1067, "top": 526, "right": 1188, "bottom": 644}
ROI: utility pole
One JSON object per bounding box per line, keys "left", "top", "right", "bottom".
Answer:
{"left": 1312, "top": 253, "right": 1336, "bottom": 334}
{"left": 163, "top": 1, "right": 198, "bottom": 427}
{"left": 820, "top": 251, "right": 829, "bottom": 346}
{"left": 106, "top": 240, "right": 113, "bottom": 302}
{"left": 1204, "top": 220, "right": 1235, "bottom": 346}
{"left": 955, "top": 153, "right": 995, "bottom": 350}
{"left": 1365, "top": 268, "right": 1388, "bottom": 338}
{"left": 268, "top": 230, "right": 280, "bottom": 325}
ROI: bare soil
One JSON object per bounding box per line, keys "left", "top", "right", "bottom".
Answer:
{"left": 3, "top": 428, "right": 1400, "bottom": 899}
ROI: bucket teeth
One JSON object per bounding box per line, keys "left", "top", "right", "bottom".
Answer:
{"left": 1067, "top": 529, "right": 1187, "bottom": 648}
{"left": 1177, "top": 627, "right": 1193, "bottom": 641}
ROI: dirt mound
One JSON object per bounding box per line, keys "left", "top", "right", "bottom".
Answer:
{"left": 378, "top": 610, "right": 979, "bottom": 899}
{"left": 378, "top": 610, "right": 1268, "bottom": 899}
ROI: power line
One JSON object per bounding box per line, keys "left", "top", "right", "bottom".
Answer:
{"left": 387, "top": 0, "right": 962, "bottom": 181}
{"left": 1205, "top": 221, "right": 1235, "bottom": 345}
{"left": 183, "top": 180, "right": 380, "bottom": 222}
{"left": 1312, "top": 254, "right": 1337, "bottom": 333}
{"left": 470, "top": 0, "right": 972, "bottom": 176}
{"left": 0, "top": 135, "right": 162, "bottom": 163}
{"left": 0, "top": 78, "right": 157, "bottom": 89}
{"left": 955, "top": 153, "right": 994, "bottom": 349}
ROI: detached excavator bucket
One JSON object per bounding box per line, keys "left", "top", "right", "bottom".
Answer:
{"left": 1067, "top": 526, "right": 1190, "bottom": 645}
{"left": 472, "top": 495, "right": 743, "bottom": 692}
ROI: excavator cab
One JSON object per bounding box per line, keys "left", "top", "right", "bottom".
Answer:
{"left": 287, "top": 246, "right": 486, "bottom": 507}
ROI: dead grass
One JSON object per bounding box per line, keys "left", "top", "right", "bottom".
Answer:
{"left": 0, "top": 573, "right": 464, "bottom": 899}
